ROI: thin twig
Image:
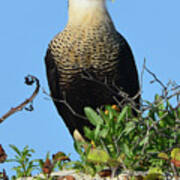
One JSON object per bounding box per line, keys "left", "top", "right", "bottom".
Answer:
{"left": 0, "top": 75, "right": 40, "bottom": 124}
{"left": 140, "top": 58, "right": 146, "bottom": 94}
{"left": 42, "top": 89, "right": 87, "bottom": 120}
{"left": 144, "top": 63, "right": 167, "bottom": 90}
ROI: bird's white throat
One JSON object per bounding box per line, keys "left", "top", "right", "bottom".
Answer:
{"left": 68, "top": 0, "right": 112, "bottom": 27}
{"left": 69, "top": 0, "right": 106, "bottom": 10}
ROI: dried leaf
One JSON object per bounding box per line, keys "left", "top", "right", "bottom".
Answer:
{"left": 0, "top": 145, "right": 7, "bottom": 163}
{"left": 98, "top": 169, "right": 112, "bottom": 177}
{"left": 42, "top": 158, "right": 53, "bottom": 174}
{"left": 53, "top": 152, "right": 70, "bottom": 162}
{"left": 171, "top": 159, "right": 180, "bottom": 167}
{"left": 0, "top": 169, "right": 8, "bottom": 180}
{"left": 158, "top": 152, "right": 169, "bottom": 160}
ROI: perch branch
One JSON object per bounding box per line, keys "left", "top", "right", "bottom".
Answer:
{"left": 0, "top": 75, "right": 40, "bottom": 124}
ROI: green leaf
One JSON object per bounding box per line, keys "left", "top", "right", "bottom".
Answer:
{"left": 155, "top": 94, "right": 161, "bottom": 102}
{"left": 105, "top": 105, "right": 115, "bottom": 120}
{"left": 9, "top": 144, "right": 21, "bottom": 156}
{"left": 144, "top": 167, "right": 164, "bottom": 180}
{"left": 94, "top": 124, "right": 101, "bottom": 140}
{"left": 148, "top": 167, "right": 163, "bottom": 174}
{"left": 107, "top": 158, "right": 121, "bottom": 167}
{"left": 158, "top": 152, "right": 169, "bottom": 160}
{"left": 117, "top": 106, "right": 129, "bottom": 123}
{"left": 37, "top": 159, "right": 44, "bottom": 168}
{"left": 99, "top": 128, "right": 109, "bottom": 138}
{"left": 87, "top": 149, "right": 110, "bottom": 164}
{"left": 177, "top": 107, "right": 180, "bottom": 118}
{"left": 45, "top": 151, "right": 51, "bottom": 160}
{"left": 139, "top": 136, "right": 149, "bottom": 146}
{"left": 74, "top": 141, "right": 84, "bottom": 156}
{"left": 99, "top": 109, "right": 109, "bottom": 124}
{"left": 84, "top": 107, "right": 104, "bottom": 126}
{"left": 171, "top": 148, "right": 180, "bottom": 160}
{"left": 84, "top": 126, "right": 94, "bottom": 140}
{"left": 123, "top": 144, "right": 131, "bottom": 157}
{"left": 6, "top": 159, "right": 20, "bottom": 163}
{"left": 124, "top": 122, "right": 135, "bottom": 135}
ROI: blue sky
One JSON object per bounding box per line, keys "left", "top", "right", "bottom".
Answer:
{"left": 0, "top": 0, "right": 179, "bottom": 176}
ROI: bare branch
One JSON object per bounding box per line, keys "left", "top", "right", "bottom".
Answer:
{"left": 42, "top": 89, "right": 87, "bottom": 120}
{"left": 144, "top": 62, "right": 167, "bottom": 90}
{"left": 0, "top": 75, "right": 40, "bottom": 124}
{"left": 140, "top": 58, "right": 146, "bottom": 93}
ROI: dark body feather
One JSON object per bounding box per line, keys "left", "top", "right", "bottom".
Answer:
{"left": 45, "top": 17, "right": 140, "bottom": 138}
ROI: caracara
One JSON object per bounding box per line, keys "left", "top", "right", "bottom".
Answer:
{"left": 45, "top": 0, "right": 140, "bottom": 140}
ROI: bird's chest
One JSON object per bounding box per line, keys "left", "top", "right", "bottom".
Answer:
{"left": 50, "top": 28, "right": 120, "bottom": 87}
{"left": 53, "top": 31, "right": 119, "bottom": 70}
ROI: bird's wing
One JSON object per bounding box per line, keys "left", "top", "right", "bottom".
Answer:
{"left": 45, "top": 48, "right": 60, "bottom": 99}
{"left": 117, "top": 32, "right": 140, "bottom": 96}
{"left": 112, "top": 32, "right": 140, "bottom": 109}
{"left": 44, "top": 47, "right": 94, "bottom": 138}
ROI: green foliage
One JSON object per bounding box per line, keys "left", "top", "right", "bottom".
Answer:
{"left": 1, "top": 81, "right": 180, "bottom": 179}
{"left": 72, "top": 92, "right": 180, "bottom": 178}
{"left": 36, "top": 151, "right": 71, "bottom": 179}
{"left": 144, "top": 167, "right": 164, "bottom": 180}
{"left": 71, "top": 140, "right": 103, "bottom": 175}
{"left": 171, "top": 148, "right": 180, "bottom": 161}
{"left": 87, "top": 149, "right": 110, "bottom": 164}
{"left": 6, "top": 145, "right": 37, "bottom": 178}
{"left": 4, "top": 145, "right": 71, "bottom": 179}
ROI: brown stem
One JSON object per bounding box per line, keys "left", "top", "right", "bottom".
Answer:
{"left": 0, "top": 75, "right": 40, "bottom": 124}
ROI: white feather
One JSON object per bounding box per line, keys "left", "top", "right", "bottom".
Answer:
{"left": 69, "top": 0, "right": 106, "bottom": 10}
{"left": 68, "top": 0, "right": 109, "bottom": 26}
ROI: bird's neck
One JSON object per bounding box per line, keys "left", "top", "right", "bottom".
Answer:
{"left": 67, "top": 0, "right": 114, "bottom": 28}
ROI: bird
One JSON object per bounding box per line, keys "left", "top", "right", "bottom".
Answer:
{"left": 45, "top": 0, "right": 140, "bottom": 140}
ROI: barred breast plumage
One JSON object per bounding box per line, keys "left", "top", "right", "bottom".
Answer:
{"left": 45, "top": 0, "right": 140, "bottom": 139}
